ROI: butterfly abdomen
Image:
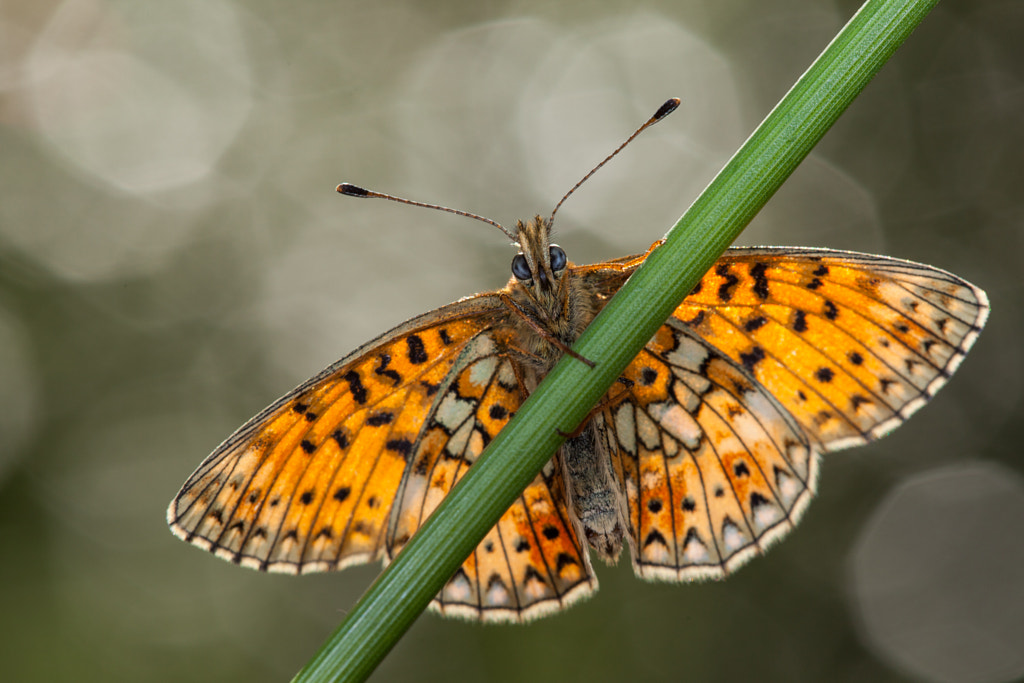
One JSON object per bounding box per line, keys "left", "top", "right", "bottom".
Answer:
{"left": 559, "top": 421, "right": 629, "bottom": 564}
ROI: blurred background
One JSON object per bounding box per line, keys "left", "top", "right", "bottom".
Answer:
{"left": 1, "top": 0, "right": 1022, "bottom": 681}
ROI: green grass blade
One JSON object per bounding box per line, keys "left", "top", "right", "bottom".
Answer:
{"left": 294, "top": 0, "right": 941, "bottom": 680}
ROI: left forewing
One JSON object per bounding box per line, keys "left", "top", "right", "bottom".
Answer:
{"left": 167, "top": 294, "right": 506, "bottom": 574}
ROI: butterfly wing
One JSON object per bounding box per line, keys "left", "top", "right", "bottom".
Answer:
{"left": 386, "top": 330, "right": 595, "bottom": 622}
{"left": 169, "top": 293, "right": 595, "bottom": 621}
{"left": 586, "top": 246, "right": 987, "bottom": 580}
{"left": 605, "top": 323, "right": 816, "bottom": 580}
{"left": 674, "top": 247, "right": 989, "bottom": 451}
{"left": 167, "top": 295, "right": 507, "bottom": 573}
{"left": 171, "top": 243, "right": 987, "bottom": 609}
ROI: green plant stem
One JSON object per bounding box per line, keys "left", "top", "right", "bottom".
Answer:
{"left": 294, "top": 0, "right": 941, "bottom": 680}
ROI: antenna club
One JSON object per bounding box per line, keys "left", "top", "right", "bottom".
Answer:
{"left": 654, "top": 98, "right": 681, "bottom": 121}
{"left": 337, "top": 183, "right": 370, "bottom": 197}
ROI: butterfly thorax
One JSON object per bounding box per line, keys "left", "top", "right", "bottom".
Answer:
{"left": 502, "top": 216, "right": 602, "bottom": 384}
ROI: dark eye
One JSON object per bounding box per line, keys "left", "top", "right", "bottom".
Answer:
{"left": 549, "top": 245, "right": 567, "bottom": 271}
{"left": 511, "top": 253, "right": 532, "bottom": 280}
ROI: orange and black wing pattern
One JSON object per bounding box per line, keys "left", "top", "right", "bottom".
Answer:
{"left": 673, "top": 248, "right": 988, "bottom": 451}
{"left": 168, "top": 295, "right": 595, "bottom": 622}
{"left": 167, "top": 296, "right": 505, "bottom": 573}
{"left": 385, "top": 331, "right": 595, "bottom": 621}
{"left": 586, "top": 246, "right": 987, "bottom": 581}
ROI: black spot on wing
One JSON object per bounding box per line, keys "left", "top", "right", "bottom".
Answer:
{"left": 366, "top": 411, "right": 394, "bottom": 426}
{"left": 386, "top": 438, "right": 413, "bottom": 461}
{"left": 524, "top": 565, "right": 546, "bottom": 587}
{"left": 344, "top": 371, "right": 368, "bottom": 404}
{"left": 406, "top": 334, "right": 428, "bottom": 364}
{"left": 750, "top": 261, "right": 770, "bottom": 300}
{"left": 684, "top": 310, "right": 706, "bottom": 327}
{"left": 555, "top": 553, "right": 579, "bottom": 575}
{"left": 643, "top": 529, "right": 668, "bottom": 548}
{"left": 374, "top": 353, "right": 402, "bottom": 385}
{"left": 716, "top": 264, "right": 739, "bottom": 302}
{"left": 740, "top": 346, "right": 766, "bottom": 372}
{"left": 744, "top": 315, "right": 767, "bottom": 332}
{"left": 792, "top": 310, "right": 808, "bottom": 332}
{"left": 823, "top": 300, "right": 839, "bottom": 320}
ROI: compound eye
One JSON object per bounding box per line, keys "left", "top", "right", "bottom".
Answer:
{"left": 549, "top": 245, "right": 567, "bottom": 272}
{"left": 511, "top": 253, "right": 532, "bottom": 281}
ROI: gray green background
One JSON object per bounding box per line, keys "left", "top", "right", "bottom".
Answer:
{"left": 2, "top": 1, "right": 1022, "bottom": 682}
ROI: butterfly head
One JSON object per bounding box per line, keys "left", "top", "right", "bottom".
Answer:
{"left": 510, "top": 215, "right": 568, "bottom": 297}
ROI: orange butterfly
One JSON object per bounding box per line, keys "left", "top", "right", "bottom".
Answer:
{"left": 168, "top": 99, "right": 988, "bottom": 623}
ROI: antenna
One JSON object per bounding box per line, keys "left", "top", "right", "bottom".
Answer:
{"left": 548, "top": 97, "right": 680, "bottom": 224}
{"left": 336, "top": 183, "right": 517, "bottom": 241}
{"left": 338, "top": 98, "right": 680, "bottom": 239}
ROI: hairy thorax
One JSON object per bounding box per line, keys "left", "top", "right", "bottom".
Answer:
{"left": 503, "top": 262, "right": 603, "bottom": 386}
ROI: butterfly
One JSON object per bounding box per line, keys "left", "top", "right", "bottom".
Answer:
{"left": 168, "top": 99, "right": 989, "bottom": 623}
